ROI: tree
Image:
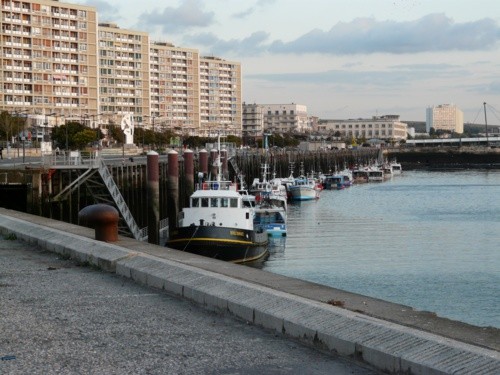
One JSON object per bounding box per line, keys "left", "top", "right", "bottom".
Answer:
{"left": 51, "top": 121, "right": 89, "bottom": 150}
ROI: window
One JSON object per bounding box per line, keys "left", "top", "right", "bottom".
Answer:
{"left": 201, "top": 198, "right": 209, "bottom": 207}
{"left": 230, "top": 198, "right": 238, "bottom": 208}
{"left": 210, "top": 198, "right": 218, "bottom": 207}
{"left": 221, "top": 198, "right": 229, "bottom": 207}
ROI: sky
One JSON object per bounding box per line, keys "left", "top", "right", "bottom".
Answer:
{"left": 73, "top": 0, "right": 500, "bottom": 123}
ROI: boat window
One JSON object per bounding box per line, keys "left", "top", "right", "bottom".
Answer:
{"left": 191, "top": 198, "right": 199, "bottom": 207}
{"left": 210, "top": 198, "right": 218, "bottom": 207}
{"left": 220, "top": 198, "right": 229, "bottom": 207}
{"left": 201, "top": 198, "right": 209, "bottom": 207}
{"left": 230, "top": 198, "right": 238, "bottom": 208}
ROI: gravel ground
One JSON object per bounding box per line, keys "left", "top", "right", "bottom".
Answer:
{"left": 0, "top": 237, "right": 378, "bottom": 375}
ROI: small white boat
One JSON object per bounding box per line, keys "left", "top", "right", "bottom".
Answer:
{"left": 391, "top": 161, "right": 403, "bottom": 175}
{"left": 288, "top": 175, "right": 321, "bottom": 201}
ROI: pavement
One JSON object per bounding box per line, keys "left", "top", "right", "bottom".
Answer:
{"left": 0, "top": 208, "right": 499, "bottom": 374}
{"left": 0, "top": 238, "right": 375, "bottom": 375}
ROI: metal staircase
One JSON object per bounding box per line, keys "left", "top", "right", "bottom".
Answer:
{"left": 96, "top": 158, "right": 145, "bottom": 240}
{"left": 50, "top": 157, "right": 146, "bottom": 241}
{"left": 228, "top": 156, "right": 246, "bottom": 188}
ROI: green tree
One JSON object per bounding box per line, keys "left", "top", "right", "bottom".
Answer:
{"left": 51, "top": 121, "right": 88, "bottom": 150}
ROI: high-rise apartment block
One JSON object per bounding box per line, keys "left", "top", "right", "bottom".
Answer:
{"left": 199, "top": 56, "right": 241, "bottom": 136}
{"left": 426, "top": 104, "right": 464, "bottom": 134}
{"left": 1, "top": 0, "right": 242, "bottom": 136}
{"left": 148, "top": 42, "right": 200, "bottom": 134}
{"left": 1, "top": 0, "right": 99, "bottom": 126}
{"left": 97, "top": 23, "right": 150, "bottom": 128}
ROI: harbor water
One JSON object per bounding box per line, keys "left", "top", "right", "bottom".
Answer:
{"left": 261, "top": 170, "right": 500, "bottom": 328}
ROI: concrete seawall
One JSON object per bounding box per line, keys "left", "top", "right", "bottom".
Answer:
{"left": 1, "top": 208, "right": 498, "bottom": 374}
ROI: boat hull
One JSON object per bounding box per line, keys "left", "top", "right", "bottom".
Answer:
{"left": 289, "top": 186, "right": 319, "bottom": 200}
{"left": 166, "top": 226, "right": 269, "bottom": 263}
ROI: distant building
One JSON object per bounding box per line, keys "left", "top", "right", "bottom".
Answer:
{"left": 242, "top": 103, "right": 308, "bottom": 135}
{"left": 318, "top": 115, "right": 408, "bottom": 141}
{"left": 242, "top": 103, "right": 265, "bottom": 138}
{"left": 426, "top": 104, "right": 464, "bottom": 134}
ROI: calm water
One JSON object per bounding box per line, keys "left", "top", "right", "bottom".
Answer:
{"left": 261, "top": 170, "right": 500, "bottom": 328}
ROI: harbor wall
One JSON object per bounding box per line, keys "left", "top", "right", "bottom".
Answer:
{"left": 387, "top": 147, "right": 500, "bottom": 170}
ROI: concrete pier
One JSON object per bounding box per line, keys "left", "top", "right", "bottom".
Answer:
{"left": 0, "top": 208, "right": 498, "bottom": 374}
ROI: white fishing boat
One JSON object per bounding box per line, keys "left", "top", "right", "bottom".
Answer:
{"left": 288, "top": 164, "right": 321, "bottom": 201}
{"left": 166, "top": 136, "right": 268, "bottom": 264}
{"left": 391, "top": 160, "right": 403, "bottom": 175}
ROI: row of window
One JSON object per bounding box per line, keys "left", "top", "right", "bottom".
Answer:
{"left": 191, "top": 197, "right": 239, "bottom": 208}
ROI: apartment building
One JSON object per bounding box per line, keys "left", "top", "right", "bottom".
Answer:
{"left": 148, "top": 42, "right": 200, "bottom": 134}
{"left": 1, "top": 0, "right": 242, "bottom": 138}
{"left": 97, "top": 22, "right": 150, "bottom": 128}
{"left": 1, "top": 0, "right": 98, "bottom": 129}
{"left": 319, "top": 115, "right": 408, "bottom": 141}
{"left": 426, "top": 104, "right": 464, "bottom": 134}
{"left": 199, "top": 56, "right": 242, "bottom": 136}
{"left": 261, "top": 103, "right": 309, "bottom": 134}
{"left": 242, "top": 102, "right": 264, "bottom": 138}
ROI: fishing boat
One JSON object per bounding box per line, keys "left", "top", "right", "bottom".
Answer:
{"left": 391, "top": 160, "right": 402, "bottom": 175}
{"left": 166, "top": 137, "right": 268, "bottom": 264}
{"left": 322, "top": 174, "right": 346, "bottom": 190}
{"left": 253, "top": 191, "right": 287, "bottom": 237}
{"left": 288, "top": 164, "right": 321, "bottom": 201}
{"left": 250, "top": 164, "right": 288, "bottom": 211}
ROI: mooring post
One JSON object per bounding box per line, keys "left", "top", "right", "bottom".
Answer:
{"left": 78, "top": 204, "right": 119, "bottom": 242}
{"left": 183, "top": 149, "right": 194, "bottom": 208}
{"left": 167, "top": 150, "right": 179, "bottom": 236}
{"left": 147, "top": 151, "right": 160, "bottom": 245}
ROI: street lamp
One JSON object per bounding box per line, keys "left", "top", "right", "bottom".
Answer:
{"left": 144, "top": 115, "right": 157, "bottom": 150}
{"left": 12, "top": 110, "right": 29, "bottom": 162}
{"left": 43, "top": 112, "right": 56, "bottom": 152}
{"left": 483, "top": 102, "right": 490, "bottom": 147}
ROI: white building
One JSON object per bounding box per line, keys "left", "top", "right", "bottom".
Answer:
{"left": 242, "top": 103, "right": 308, "bottom": 134}
{"left": 426, "top": 104, "right": 464, "bottom": 134}
{"left": 318, "top": 115, "right": 408, "bottom": 141}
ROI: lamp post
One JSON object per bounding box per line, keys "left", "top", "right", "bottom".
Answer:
{"left": 44, "top": 112, "right": 56, "bottom": 153}
{"left": 13, "top": 110, "right": 29, "bottom": 162}
{"left": 144, "top": 115, "right": 157, "bottom": 150}
{"left": 483, "top": 102, "right": 490, "bottom": 147}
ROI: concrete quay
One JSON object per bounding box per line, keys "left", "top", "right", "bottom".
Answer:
{"left": 1, "top": 208, "right": 499, "bottom": 374}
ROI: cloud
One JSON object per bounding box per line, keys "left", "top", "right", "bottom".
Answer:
{"left": 187, "top": 13, "right": 500, "bottom": 56}
{"left": 270, "top": 14, "right": 500, "bottom": 55}
{"left": 185, "top": 31, "right": 271, "bottom": 56}
{"left": 136, "top": 0, "right": 215, "bottom": 34}
{"left": 76, "top": 0, "right": 121, "bottom": 21}
{"left": 232, "top": 0, "right": 277, "bottom": 19}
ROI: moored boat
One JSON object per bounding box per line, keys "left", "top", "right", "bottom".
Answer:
{"left": 166, "top": 138, "right": 268, "bottom": 264}
{"left": 288, "top": 175, "right": 321, "bottom": 200}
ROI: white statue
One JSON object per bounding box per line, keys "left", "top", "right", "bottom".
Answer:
{"left": 121, "top": 114, "right": 134, "bottom": 145}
